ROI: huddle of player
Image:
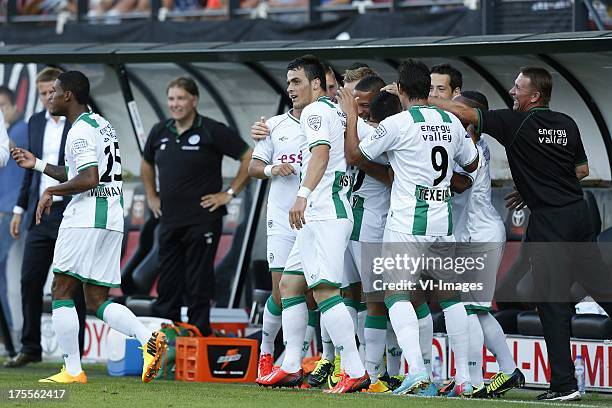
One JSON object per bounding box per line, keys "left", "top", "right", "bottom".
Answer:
{"left": 248, "top": 55, "right": 524, "bottom": 397}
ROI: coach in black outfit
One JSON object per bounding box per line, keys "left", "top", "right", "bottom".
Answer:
{"left": 431, "top": 66, "right": 612, "bottom": 401}
{"left": 142, "top": 77, "right": 252, "bottom": 336}
{"left": 4, "top": 68, "right": 86, "bottom": 368}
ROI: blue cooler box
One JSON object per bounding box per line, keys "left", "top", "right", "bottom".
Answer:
{"left": 107, "top": 337, "right": 143, "bottom": 376}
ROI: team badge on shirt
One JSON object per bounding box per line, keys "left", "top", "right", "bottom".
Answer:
{"left": 307, "top": 115, "right": 322, "bottom": 131}
{"left": 188, "top": 135, "right": 201, "bottom": 145}
{"left": 372, "top": 124, "right": 387, "bottom": 140}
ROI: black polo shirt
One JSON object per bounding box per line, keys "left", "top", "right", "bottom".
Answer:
{"left": 476, "top": 107, "right": 587, "bottom": 210}
{"left": 143, "top": 114, "right": 249, "bottom": 227}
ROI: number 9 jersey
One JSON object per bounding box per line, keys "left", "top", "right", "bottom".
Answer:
{"left": 359, "top": 106, "right": 478, "bottom": 236}
{"left": 60, "top": 112, "right": 124, "bottom": 232}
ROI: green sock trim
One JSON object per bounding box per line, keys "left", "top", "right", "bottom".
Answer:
{"left": 52, "top": 299, "right": 75, "bottom": 310}
{"left": 440, "top": 297, "right": 461, "bottom": 310}
{"left": 307, "top": 310, "right": 318, "bottom": 327}
{"left": 343, "top": 298, "right": 361, "bottom": 310}
{"left": 415, "top": 303, "right": 431, "bottom": 319}
{"left": 266, "top": 296, "right": 282, "bottom": 316}
{"left": 96, "top": 300, "right": 113, "bottom": 321}
{"left": 281, "top": 296, "right": 306, "bottom": 310}
{"left": 364, "top": 314, "right": 388, "bottom": 330}
{"left": 319, "top": 295, "right": 344, "bottom": 314}
{"left": 384, "top": 293, "right": 410, "bottom": 309}
{"left": 358, "top": 302, "right": 367, "bottom": 312}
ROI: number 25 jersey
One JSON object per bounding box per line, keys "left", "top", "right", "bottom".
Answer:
{"left": 359, "top": 106, "right": 477, "bottom": 236}
{"left": 60, "top": 112, "right": 124, "bottom": 233}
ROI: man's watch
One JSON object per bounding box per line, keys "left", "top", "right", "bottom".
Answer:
{"left": 226, "top": 188, "right": 236, "bottom": 198}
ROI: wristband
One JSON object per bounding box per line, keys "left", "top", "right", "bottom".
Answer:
{"left": 226, "top": 188, "right": 236, "bottom": 198}
{"left": 264, "top": 165, "right": 273, "bottom": 177}
{"left": 297, "top": 186, "right": 312, "bottom": 199}
{"left": 33, "top": 158, "right": 48, "bottom": 173}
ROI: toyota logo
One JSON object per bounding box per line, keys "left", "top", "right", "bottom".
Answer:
{"left": 512, "top": 209, "right": 525, "bottom": 227}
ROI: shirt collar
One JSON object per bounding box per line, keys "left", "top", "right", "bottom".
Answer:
{"left": 45, "top": 110, "right": 66, "bottom": 123}
{"left": 167, "top": 113, "right": 203, "bottom": 137}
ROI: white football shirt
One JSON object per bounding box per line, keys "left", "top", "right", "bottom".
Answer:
{"left": 452, "top": 137, "right": 505, "bottom": 243}
{"left": 252, "top": 110, "right": 301, "bottom": 236}
{"left": 350, "top": 122, "right": 391, "bottom": 242}
{"left": 300, "top": 96, "right": 352, "bottom": 222}
{"left": 359, "top": 105, "right": 478, "bottom": 236}
{"left": 60, "top": 112, "right": 124, "bottom": 233}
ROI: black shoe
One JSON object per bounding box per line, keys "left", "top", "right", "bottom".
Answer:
{"left": 379, "top": 373, "right": 403, "bottom": 391}
{"left": 307, "top": 358, "right": 334, "bottom": 387}
{"left": 486, "top": 368, "right": 526, "bottom": 396}
{"left": 536, "top": 389, "right": 581, "bottom": 401}
{"left": 438, "top": 380, "right": 455, "bottom": 396}
{"left": 3, "top": 352, "right": 42, "bottom": 368}
{"left": 471, "top": 385, "right": 489, "bottom": 398}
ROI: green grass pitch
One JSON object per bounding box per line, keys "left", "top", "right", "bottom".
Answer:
{"left": 1, "top": 362, "right": 611, "bottom": 407}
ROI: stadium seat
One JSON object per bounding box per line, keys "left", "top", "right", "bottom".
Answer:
{"left": 597, "top": 227, "right": 612, "bottom": 268}
{"left": 125, "top": 296, "right": 155, "bottom": 317}
{"left": 130, "top": 224, "right": 161, "bottom": 295}
{"left": 492, "top": 309, "right": 521, "bottom": 334}
{"left": 571, "top": 314, "right": 612, "bottom": 340}
{"left": 517, "top": 311, "right": 545, "bottom": 337}
{"left": 120, "top": 214, "right": 159, "bottom": 295}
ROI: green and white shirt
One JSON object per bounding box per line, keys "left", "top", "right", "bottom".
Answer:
{"left": 359, "top": 106, "right": 477, "bottom": 236}
{"left": 252, "top": 110, "right": 301, "bottom": 236}
{"left": 300, "top": 96, "right": 352, "bottom": 222}
{"left": 349, "top": 123, "right": 391, "bottom": 243}
{"left": 60, "top": 112, "right": 124, "bottom": 233}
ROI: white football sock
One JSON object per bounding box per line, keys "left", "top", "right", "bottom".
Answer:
{"left": 415, "top": 304, "right": 433, "bottom": 380}
{"left": 261, "top": 296, "right": 282, "bottom": 356}
{"left": 301, "top": 310, "right": 318, "bottom": 358}
{"left": 442, "top": 302, "right": 470, "bottom": 385}
{"left": 364, "top": 315, "right": 387, "bottom": 382}
{"left": 321, "top": 296, "right": 365, "bottom": 378}
{"left": 280, "top": 296, "right": 308, "bottom": 373}
{"left": 99, "top": 301, "right": 151, "bottom": 345}
{"left": 478, "top": 312, "right": 516, "bottom": 374}
{"left": 467, "top": 313, "right": 484, "bottom": 388}
{"left": 385, "top": 321, "right": 401, "bottom": 376}
{"left": 386, "top": 297, "right": 425, "bottom": 375}
{"left": 52, "top": 300, "right": 82, "bottom": 376}
{"left": 357, "top": 307, "right": 367, "bottom": 362}
{"left": 320, "top": 319, "right": 335, "bottom": 361}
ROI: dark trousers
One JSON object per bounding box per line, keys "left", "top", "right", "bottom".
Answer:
{"left": 152, "top": 219, "right": 222, "bottom": 336}
{"left": 527, "top": 199, "right": 612, "bottom": 392}
{"left": 20, "top": 203, "right": 86, "bottom": 357}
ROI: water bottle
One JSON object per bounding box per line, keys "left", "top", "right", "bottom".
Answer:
{"left": 574, "top": 355, "right": 585, "bottom": 395}
{"left": 433, "top": 356, "right": 443, "bottom": 385}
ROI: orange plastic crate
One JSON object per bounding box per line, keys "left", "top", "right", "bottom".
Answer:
{"left": 175, "top": 337, "right": 258, "bottom": 383}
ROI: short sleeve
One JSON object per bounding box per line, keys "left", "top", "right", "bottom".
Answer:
{"left": 210, "top": 120, "right": 250, "bottom": 160}
{"left": 251, "top": 120, "right": 274, "bottom": 164}
{"left": 476, "top": 109, "right": 523, "bottom": 147}
{"left": 143, "top": 124, "right": 160, "bottom": 164}
{"left": 453, "top": 126, "right": 478, "bottom": 169}
{"left": 572, "top": 120, "right": 588, "bottom": 165}
{"left": 70, "top": 126, "right": 98, "bottom": 173}
{"left": 358, "top": 117, "right": 398, "bottom": 161}
{"left": 302, "top": 104, "right": 331, "bottom": 151}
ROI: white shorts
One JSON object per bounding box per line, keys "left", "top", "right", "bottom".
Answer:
{"left": 297, "top": 219, "right": 352, "bottom": 289}
{"left": 459, "top": 243, "right": 505, "bottom": 312}
{"left": 52, "top": 228, "right": 123, "bottom": 288}
{"left": 382, "top": 228, "right": 456, "bottom": 283}
{"left": 267, "top": 234, "right": 296, "bottom": 273}
{"left": 283, "top": 240, "right": 303, "bottom": 276}
{"left": 342, "top": 241, "right": 361, "bottom": 289}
